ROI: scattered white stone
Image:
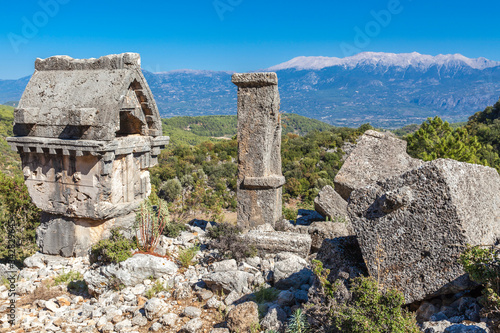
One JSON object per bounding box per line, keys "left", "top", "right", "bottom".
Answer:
{"left": 183, "top": 306, "right": 202, "bottom": 318}
{"left": 144, "top": 298, "right": 168, "bottom": 320}
{"left": 159, "top": 313, "right": 179, "bottom": 327}
{"left": 45, "top": 300, "right": 59, "bottom": 313}
{"left": 181, "top": 318, "right": 203, "bottom": 333}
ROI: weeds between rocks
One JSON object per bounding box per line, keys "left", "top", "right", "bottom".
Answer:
{"left": 145, "top": 280, "right": 171, "bottom": 299}
{"left": 89, "top": 228, "right": 135, "bottom": 265}
{"left": 207, "top": 223, "right": 257, "bottom": 261}
{"left": 17, "top": 280, "right": 66, "bottom": 307}
{"left": 178, "top": 243, "right": 200, "bottom": 268}
{"left": 254, "top": 285, "right": 280, "bottom": 304}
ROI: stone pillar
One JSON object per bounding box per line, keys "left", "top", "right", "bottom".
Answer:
{"left": 232, "top": 73, "right": 285, "bottom": 230}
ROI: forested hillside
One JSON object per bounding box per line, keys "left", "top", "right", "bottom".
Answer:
{"left": 162, "top": 113, "right": 333, "bottom": 145}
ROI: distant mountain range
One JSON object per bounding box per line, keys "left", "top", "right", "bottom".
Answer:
{"left": 2, "top": 52, "right": 500, "bottom": 128}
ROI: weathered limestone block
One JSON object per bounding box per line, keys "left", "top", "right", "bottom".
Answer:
{"left": 232, "top": 72, "right": 284, "bottom": 230}
{"left": 349, "top": 159, "right": 500, "bottom": 303}
{"left": 7, "top": 53, "right": 168, "bottom": 256}
{"left": 334, "top": 130, "right": 423, "bottom": 200}
{"left": 241, "top": 230, "right": 312, "bottom": 259}
{"left": 314, "top": 185, "right": 349, "bottom": 222}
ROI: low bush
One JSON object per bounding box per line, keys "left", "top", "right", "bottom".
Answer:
{"left": 333, "top": 277, "right": 420, "bottom": 333}
{"left": 206, "top": 223, "right": 241, "bottom": 240}
{"left": 254, "top": 285, "right": 280, "bottom": 304}
{"left": 208, "top": 223, "right": 257, "bottom": 261}
{"left": 283, "top": 207, "right": 298, "bottom": 223}
{"left": 53, "top": 270, "right": 87, "bottom": 293}
{"left": 178, "top": 244, "right": 200, "bottom": 268}
{"left": 0, "top": 172, "right": 41, "bottom": 267}
{"left": 89, "top": 229, "right": 135, "bottom": 265}
{"left": 53, "top": 270, "right": 83, "bottom": 286}
{"left": 163, "top": 220, "right": 187, "bottom": 238}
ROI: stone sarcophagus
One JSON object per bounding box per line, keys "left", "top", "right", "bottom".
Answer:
{"left": 232, "top": 73, "right": 285, "bottom": 230}
{"left": 7, "top": 53, "right": 168, "bottom": 256}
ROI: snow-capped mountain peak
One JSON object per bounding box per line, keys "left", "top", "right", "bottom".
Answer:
{"left": 268, "top": 52, "right": 500, "bottom": 71}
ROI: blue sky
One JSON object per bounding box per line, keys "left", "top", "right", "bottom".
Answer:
{"left": 0, "top": 0, "right": 499, "bottom": 79}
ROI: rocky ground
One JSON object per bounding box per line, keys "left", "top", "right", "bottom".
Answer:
{"left": 0, "top": 217, "right": 493, "bottom": 333}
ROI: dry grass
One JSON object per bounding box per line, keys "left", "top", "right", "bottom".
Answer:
{"left": 16, "top": 280, "right": 66, "bottom": 307}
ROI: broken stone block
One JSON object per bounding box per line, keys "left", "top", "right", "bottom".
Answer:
{"left": 7, "top": 53, "right": 168, "bottom": 256}
{"left": 314, "top": 185, "right": 349, "bottom": 222}
{"left": 281, "top": 221, "right": 353, "bottom": 253}
{"left": 241, "top": 230, "right": 312, "bottom": 259}
{"left": 232, "top": 73, "right": 284, "bottom": 230}
{"left": 348, "top": 158, "right": 500, "bottom": 303}
{"left": 334, "top": 130, "right": 423, "bottom": 200}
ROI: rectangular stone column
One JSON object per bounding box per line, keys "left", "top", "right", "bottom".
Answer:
{"left": 232, "top": 73, "right": 285, "bottom": 230}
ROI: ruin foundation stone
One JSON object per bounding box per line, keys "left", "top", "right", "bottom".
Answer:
{"left": 348, "top": 158, "right": 500, "bottom": 303}
{"left": 7, "top": 53, "right": 168, "bottom": 256}
{"left": 232, "top": 73, "right": 284, "bottom": 230}
{"left": 334, "top": 130, "right": 423, "bottom": 200}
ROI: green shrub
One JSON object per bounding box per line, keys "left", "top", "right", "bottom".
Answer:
{"left": 90, "top": 229, "right": 135, "bottom": 265}
{"left": 53, "top": 270, "right": 87, "bottom": 293}
{"left": 161, "top": 178, "right": 182, "bottom": 202}
{"left": 250, "top": 322, "right": 261, "bottom": 333}
{"left": 283, "top": 207, "right": 298, "bottom": 223}
{"left": 163, "top": 220, "right": 187, "bottom": 238}
{"left": 67, "top": 280, "right": 88, "bottom": 293}
{"left": 0, "top": 172, "right": 41, "bottom": 266}
{"left": 312, "top": 260, "right": 340, "bottom": 300}
{"left": 459, "top": 245, "right": 500, "bottom": 324}
{"left": 178, "top": 244, "right": 200, "bottom": 268}
{"left": 333, "top": 277, "right": 420, "bottom": 333}
{"left": 53, "top": 270, "right": 83, "bottom": 286}
{"left": 206, "top": 223, "right": 241, "bottom": 240}
{"left": 286, "top": 308, "right": 310, "bottom": 333}
{"left": 145, "top": 280, "right": 170, "bottom": 299}
{"left": 254, "top": 285, "right": 280, "bottom": 304}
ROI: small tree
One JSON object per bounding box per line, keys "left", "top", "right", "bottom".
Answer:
{"left": 161, "top": 178, "right": 182, "bottom": 202}
{"left": 135, "top": 197, "right": 170, "bottom": 253}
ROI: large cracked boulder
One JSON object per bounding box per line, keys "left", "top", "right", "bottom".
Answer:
{"left": 349, "top": 158, "right": 500, "bottom": 303}
{"left": 334, "top": 130, "right": 423, "bottom": 200}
